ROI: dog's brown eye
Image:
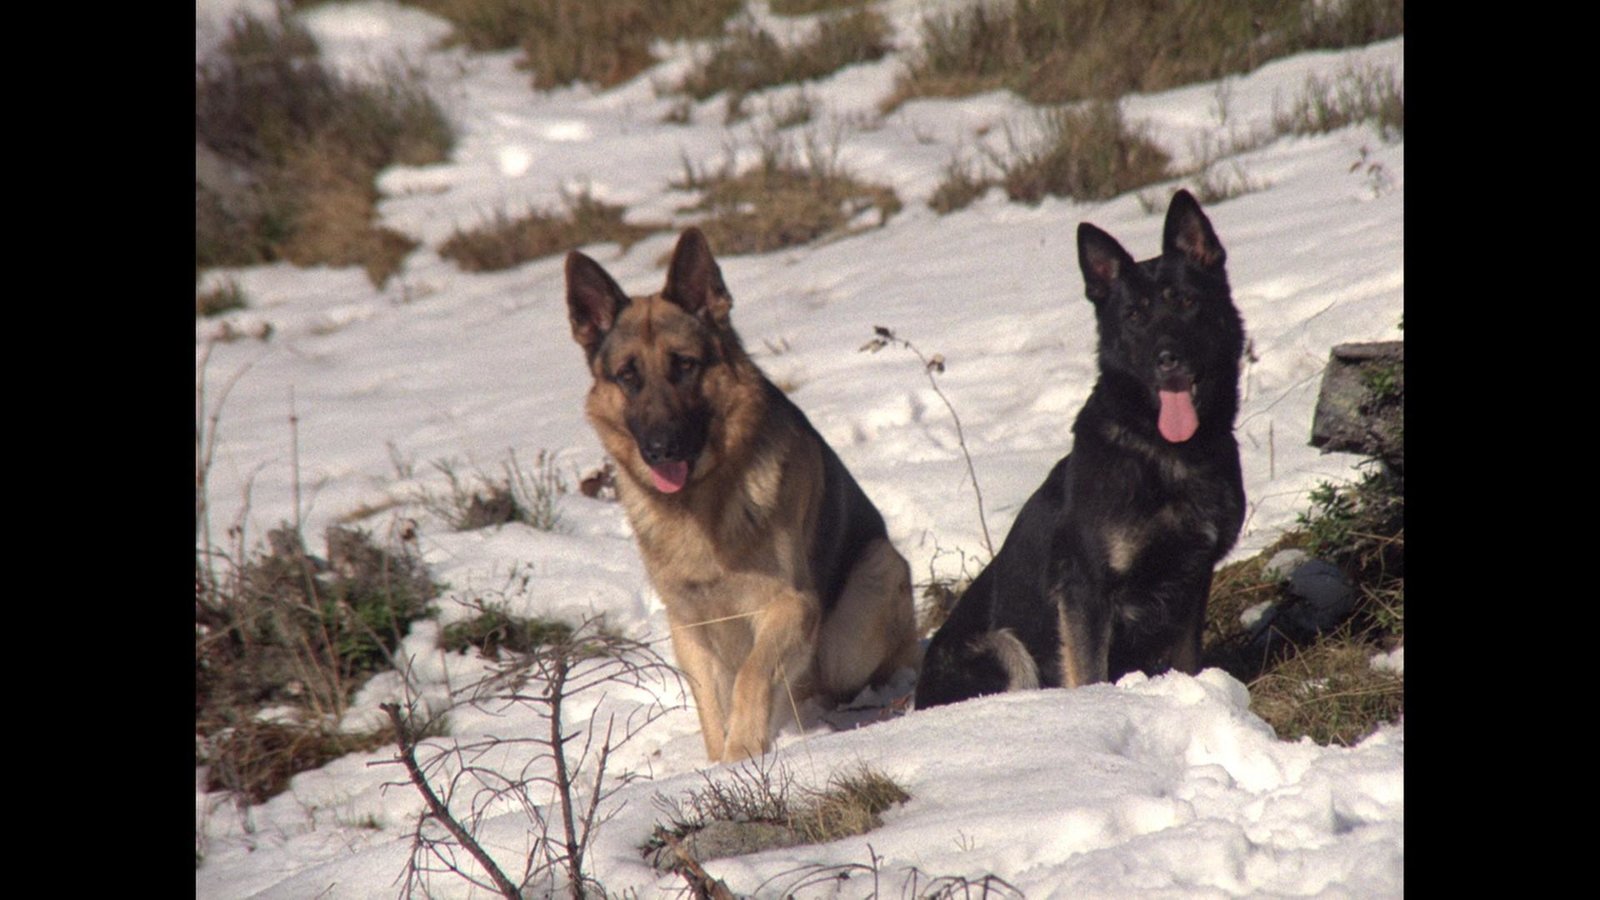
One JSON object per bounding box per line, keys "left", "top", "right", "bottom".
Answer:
{"left": 614, "top": 361, "right": 641, "bottom": 392}
{"left": 670, "top": 354, "right": 700, "bottom": 381}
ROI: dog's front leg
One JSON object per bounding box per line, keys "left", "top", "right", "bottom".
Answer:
{"left": 722, "top": 588, "right": 819, "bottom": 762}
{"left": 1053, "top": 570, "right": 1113, "bottom": 688}
{"left": 1167, "top": 573, "right": 1213, "bottom": 676}
{"left": 667, "top": 620, "right": 732, "bottom": 762}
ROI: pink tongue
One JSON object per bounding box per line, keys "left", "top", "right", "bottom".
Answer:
{"left": 648, "top": 460, "right": 690, "bottom": 493}
{"left": 1158, "top": 391, "right": 1199, "bottom": 443}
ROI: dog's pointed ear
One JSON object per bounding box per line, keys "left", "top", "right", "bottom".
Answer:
{"left": 566, "top": 251, "right": 630, "bottom": 360}
{"left": 1163, "top": 189, "right": 1226, "bottom": 271}
{"left": 1078, "top": 222, "right": 1135, "bottom": 306}
{"left": 662, "top": 227, "right": 733, "bottom": 327}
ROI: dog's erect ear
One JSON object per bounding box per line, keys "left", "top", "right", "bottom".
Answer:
{"left": 1078, "top": 223, "right": 1136, "bottom": 306}
{"left": 1162, "top": 189, "right": 1226, "bottom": 271}
{"left": 566, "top": 251, "right": 630, "bottom": 360}
{"left": 662, "top": 227, "right": 733, "bottom": 327}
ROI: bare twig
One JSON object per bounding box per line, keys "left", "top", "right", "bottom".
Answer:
{"left": 289, "top": 385, "right": 303, "bottom": 536}
{"left": 861, "top": 326, "right": 994, "bottom": 557}
{"left": 383, "top": 702, "right": 522, "bottom": 899}
{"left": 754, "top": 842, "right": 1025, "bottom": 899}
{"left": 385, "top": 617, "right": 686, "bottom": 898}
{"left": 195, "top": 342, "right": 256, "bottom": 591}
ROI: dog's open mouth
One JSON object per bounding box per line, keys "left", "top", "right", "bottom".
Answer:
{"left": 1157, "top": 379, "right": 1199, "bottom": 443}
{"left": 648, "top": 460, "right": 691, "bottom": 493}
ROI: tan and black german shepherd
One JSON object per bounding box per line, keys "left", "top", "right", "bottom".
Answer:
{"left": 565, "top": 228, "right": 919, "bottom": 762}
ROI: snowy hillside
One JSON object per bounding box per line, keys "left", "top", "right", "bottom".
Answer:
{"left": 195, "top": 1, "right": 1403, "bottom": 896}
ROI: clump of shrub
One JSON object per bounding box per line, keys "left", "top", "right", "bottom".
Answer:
{"left": 414, "top": 451, "right": 570, "bottom": 531}
{"left": 770, "top": 0, "right": 870, "bottom": 14}
{"left": 886, "top": 0, "right": 1404, "bottom": 110}
{"left": 996, "top": 103, "right": 1172, "bottom": 205}
{"left": 438, "top": 188, "right": 666, "bottom": 273}
{"left": 676, "top": 9, "right": 892, "bottom": 105}
{"left": 927, "top": 154, "right": 991, "bottom": 214}
{"left": 1274, "top": 63, "right": 1404, "bottom": 142}
{"left": 1203, "top": 459, "right": 1403, "bottom": 746}
{"left": 409, "top": 0, "right": 740, "bottom": 89}
{"left": 928, "top": 104, "right": 1171, "bottom": 212}
{"left": 1189, "top": 161, "right": 1271, "bottom": 205}
{"left": 674, "top": 131, "right": 901, "bottom": 255}
{"left": 195, "top": 9, "right": 454, "bottom": 287}
{"left": 196, "top": 279, "right": 248, "bottom": 318}
{"left": 438, "top": 601, "right": 576, "bottom": 660}
{"left": 649, "top": 761, "right": 910, "bottom": 871}
{"left": 203, "top": 721, "right": 391, "bottom": 805}
{"left": 196, "top": 524, "right": 439, "bottom": 802}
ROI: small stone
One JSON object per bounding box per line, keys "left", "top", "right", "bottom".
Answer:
{"left": 650, "top": 820, "right": 806, "bottom": 872}
{"left": 1282, "top": 559, "right": 1356, "bottom": 632}
{"left": 1263, "top": 548, "right": 1309, "bottom": 581}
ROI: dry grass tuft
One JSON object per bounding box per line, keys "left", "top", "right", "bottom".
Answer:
{"left": 995, "top": 103, "right": 1172, "bottom": 205}
{"left": 927, "top": 154, "right": 990, "bottom": 215}
{"left": 1249, "top": 635, "right": 1403, "bottom": 746}
{"left": 195, "top": 8, "right": 453, "bottom": 286}
{"left": 412, "top": 450, "right": 570, "bottom": 531}
{"left": 196, "top": 279, "right": 249, "bottom": 318}
{"left": 409, "top": 0, "right": 740, "bottom": 89}
{"left": 1274, "top": 63, "right": 1404, "bottom": 142}
{"left": 676, "top": 9, "right": 891, "bottom": 104}
{"left": 438, "top": 189, "right": 667, "bottom": 273}
{"left": 203, "top": 721, "right": 391, "bottom": 805}
{"left": 885, "top": 0, "right": 1403, "bottom": 110}
{"left": 770, "top": 0, "right": 870, "bottom": 14}
{"left": 797, "top": 765, "right": 910, "bottom": 843}
{"left": 674, "top": 131, "right": 901, "bottom": 255}
{"left": 650, "top": 760, "right": 910, "bottom": 862}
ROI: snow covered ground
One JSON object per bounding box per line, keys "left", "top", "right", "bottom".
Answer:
{"left": 195, "top": 1, "right": 1403, "bottom": 896}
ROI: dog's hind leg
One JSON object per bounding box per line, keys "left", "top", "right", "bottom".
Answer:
{"left": 913, "top": 572, "right": 1031, "bottom": 708}
{"left": 815, "top": 538, "right": 919, "bottom": 697}
{"left": 915, "top": 627, "right": 1034, "bottom": 708}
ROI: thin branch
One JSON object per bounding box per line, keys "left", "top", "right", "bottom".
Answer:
{"left": 861, "top": 326, "right": 994, "bottom": 557}
{"left": 662, "top": 832, "right": 737, "bottom": 900}
{"left": 382, "top": 703, "right": 522, "bottom": 899}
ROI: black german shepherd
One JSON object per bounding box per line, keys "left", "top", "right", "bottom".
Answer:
{"left": 916, "top": 191, "right": 1246, "bottom": 708}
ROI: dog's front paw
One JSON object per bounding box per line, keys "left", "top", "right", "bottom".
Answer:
{"left": 720, "top": 719, "right": 770, "bottom": 762}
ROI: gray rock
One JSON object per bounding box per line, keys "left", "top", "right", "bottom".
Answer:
{"left": 650, "top": 820, "right": 806, "bottom": 873}
{"left": 1281, "top": 559, "right": 1356, "bottom": 632}
{"left": 1309, "top": 341, "right": 1403, "bottom": 471}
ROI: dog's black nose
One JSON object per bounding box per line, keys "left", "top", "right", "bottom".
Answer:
{"left": 639, "top": 435, "right": 680, "bottom": 465}
{"left": 1157, "top": 349, "right": 1181, "bottom": 371}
